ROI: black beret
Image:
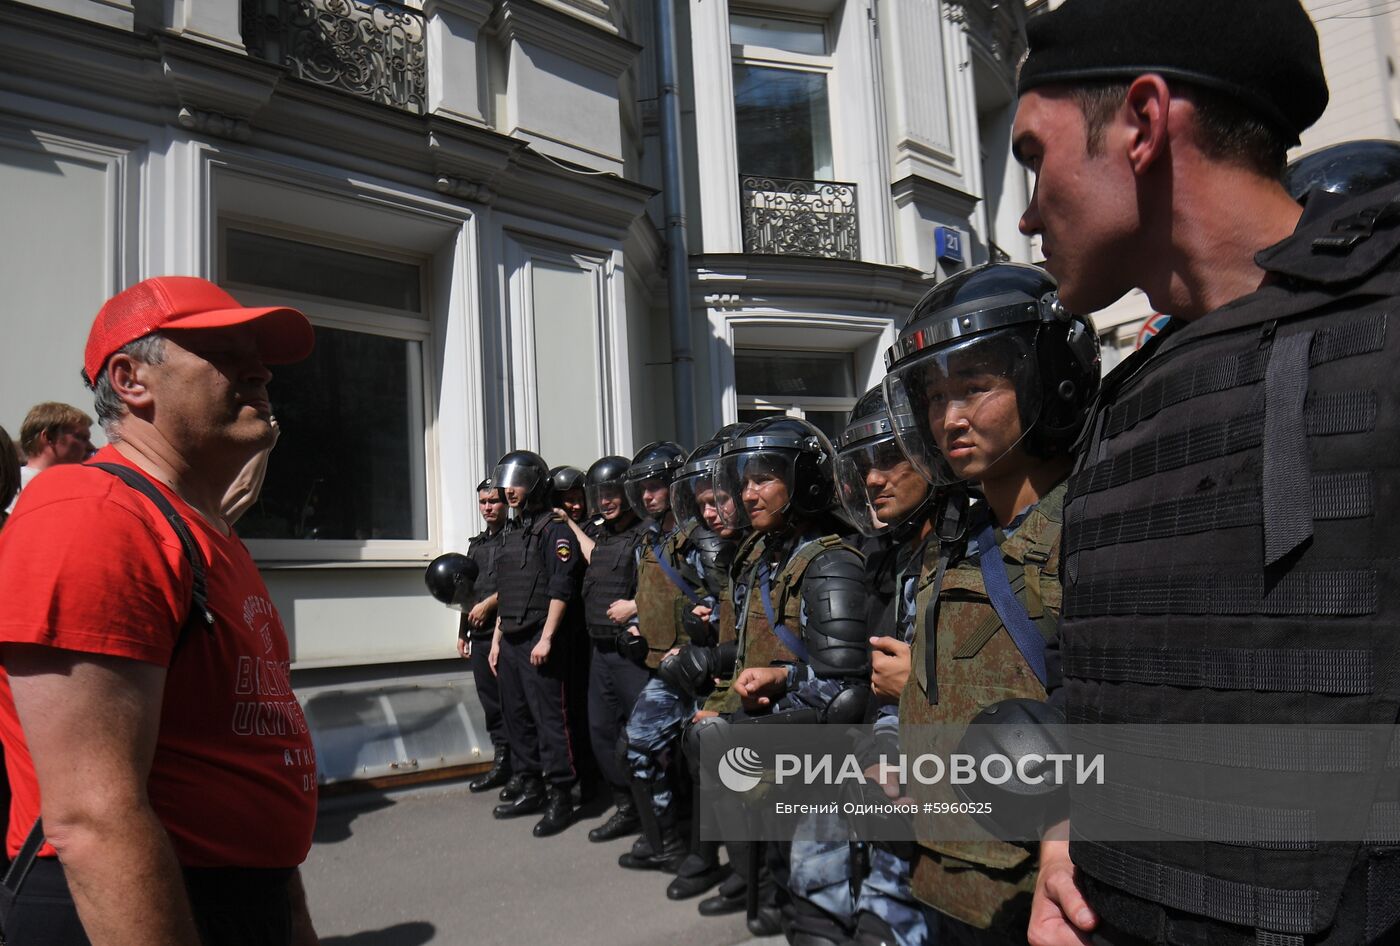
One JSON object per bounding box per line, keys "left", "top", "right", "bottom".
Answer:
{"left": 1018, "top": 0, "right": 1328, "bottom": 146}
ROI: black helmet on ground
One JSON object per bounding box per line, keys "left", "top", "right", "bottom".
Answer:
{"left": 835, "top": 385, "right": 933, "bottom": 537}
{"left": 585, "top": 455, "right": 633, "bottom": 520}
{"left": 882, "top": 263, "right": 1100, "bottom": 488}
{"left": 425, "top": 553, "right": 481, "bottom": 612}
{"left": 625, "top": 441, "right": 687, "bottom": 519}
{"left": 494, "top": 450, "right": 552, "bottom": 511}
{"left": 1283, "top": 139, "right": 1400, "bottom": 205}
{"left": 714, "top": 415, "right": 836, "bottom": 531}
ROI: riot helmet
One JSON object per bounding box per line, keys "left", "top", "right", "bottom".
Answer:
{"left": 671, "top": 424, "right": 750, "bottom": 537}
{"left": 1283, "top": 139, "right": 1400, "bottom": 205}
{"left": 585, "top": 455, "right": 634, "bottom": 521}
{"left": 625, "top": 441, "right": 687, "bottom": 520}
{"left": 882, "top": 263, "right": 1099, "bottom": 488}
{"left": 715, "top": 415, "right": 836, "bottom": 532}
{"left": 835, "top": 385, "right": 933, "bottom": 537}
{"left": 424, "top": 553, "right": 480, "bottom": 612}
{"left": 547, "top": 465, "right": 586, "bottom": 521}
{"left": 494, "top": 450, "right": 552, "bottom": 511}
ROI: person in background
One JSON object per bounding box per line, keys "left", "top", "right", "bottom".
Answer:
{"left": 7, "top": 402, "right": 93, "bottom": 513}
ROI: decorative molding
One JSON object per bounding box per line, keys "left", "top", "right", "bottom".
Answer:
{"left": 178, "top": 106, "right": 252, "bottom": 140}
{"left": 435, "top": 176, "right": 497, "bottom": 203}
{"left": 890, "top": 172, "right": 980, "bottom": 220}
{"left": 421, "top": 0, "right": 495, "bottom": 24}
{"left": 488, "top": 0, "right": 638, "bottom": 78}
{"left": 159, "top": 37, "right": 281, "bottom": 130}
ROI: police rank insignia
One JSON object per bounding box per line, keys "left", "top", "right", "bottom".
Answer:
{"left": 555, "top": 539, "right": 573, "bottom": 562}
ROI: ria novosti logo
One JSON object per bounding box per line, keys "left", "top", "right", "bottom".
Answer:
{"left": 717, "top": 746, "right": 764, "bottom": 793}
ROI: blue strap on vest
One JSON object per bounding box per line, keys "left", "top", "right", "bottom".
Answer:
{"left": 974, "top": 522, "right": 1048, "bottom": 687}
{"left": 758, "top": 562, "right": 809, "bottom": 663}
{"left": 652, "top": 542, "right": 706, "bottom": 606}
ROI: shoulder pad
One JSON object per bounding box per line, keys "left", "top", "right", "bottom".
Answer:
{"left": 1257, "top": 181, "right": 1400, "bottom": 285}
{"left": 805, "top": 546, "right": 867, "bottom": 583}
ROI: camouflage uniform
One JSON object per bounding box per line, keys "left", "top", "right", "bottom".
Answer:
{"left": 896, "top": 483, "right": 1065, "bottom": 939}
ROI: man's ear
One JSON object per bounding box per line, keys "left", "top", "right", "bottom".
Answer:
{"left": 1122, "top": 74, "right": 1172, "bottom": 175}
{"left": 107, "top": 354, "right": 154, "bottom": 410}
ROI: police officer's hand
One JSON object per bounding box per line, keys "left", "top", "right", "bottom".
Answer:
{"left": 552, "top": 507, "right": 570, "bottom": 522}
{"left": 869, "top": 636, "right": 911, "bottom": 703}
{"left": 1028, "top": 820, "right": 1096, "bottom": 946}
{"left": 608, "top": 599, "right": 639, "bottom": 624}
{"left": 530, "top": 637, "right": 552, "bottom": 666}
{"left": 468, "top": 601, "right": 493, "bottom": 628}
{"left": 457, "top": 637, "right": 470, "bottom": 659}
{"left": 691, "top": 604, "right": 713, "bottom": 622}
{"left": 691, "top": 709, "right": 719, "bottom": 723}
{"left": 734, "top": 666, "right": 787, "bottom": 710}
{"left": 489, "top": 640, "right": 500, "bottom": 675}
{"left": 862, "top": 763, "right": 913, "bottom": 806}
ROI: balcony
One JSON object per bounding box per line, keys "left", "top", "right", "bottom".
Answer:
{"left": 242, "top": 0, "right": 427, "bottom": 113}
{"left": 740, "top": 175, "right": 860, "bottom": 262}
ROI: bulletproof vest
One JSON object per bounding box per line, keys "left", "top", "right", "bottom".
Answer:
{"left": 495, "top": 512, "right": 556, "bottom": 633}
{"left": 635, "top": 521, "right": 708, "bottom": 668}
{"left": 463, "top": 527, "right": 505, "bottom": 639}
{"left": 710, "top": 531, "right": 849, "bottom": 714}
{"left": 861, "top": 533, "right": 903, "bottom": 642}
{"left": 582, "top": 518, "right": 644, "bottom": 638}
{"left": 1058, "top": 183, "right": 1400, "bottom": 946}
{"left": 899, "top": 485, "right": 1064, "bottom": 930}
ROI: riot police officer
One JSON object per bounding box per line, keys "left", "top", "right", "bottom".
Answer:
{"left": 458, "top": 478, "right": 512, "bottom": 792}
{"left": 697, "top": 416, "right": 871, "bottom": 935}
{"left": 565, "top": 455, "right": 651, "bottom": 842}
{"left": 879, "top": 262, "right": 1098, "bottom": 944}
{"left": 616, "top": 426, "right": 747, "bottom": 884}
{"left": 548, "top": 465, "right": 588, "bottom": 525}
{"left": 489, "top": 450, "right": 583, "bottom": 838}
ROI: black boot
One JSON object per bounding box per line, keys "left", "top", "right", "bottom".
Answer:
{"left": 667, "top": 804, "right": 726, "bottom": 899}
{"left": 588, "top": 789, "right": 640, "bottom": 842}
{"left": 497, "top": 773, "right": 526, "bottom": 803}
{"left": 617, "top": 784, "right": 685, "bottom": 871}
{"left": 697, "top": 871, "right": 747, "bottom": 916}
{"left": 469, "top": 747, "right": 511, "bottom": 793}
{"left": 492, "top": 775, "right": 544, "bottom": 819}
{"left": 532, "top": 784, "right": 575, "bottom": 837}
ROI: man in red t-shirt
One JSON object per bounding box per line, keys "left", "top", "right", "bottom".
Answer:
{"left": 0, "top": 276, "right": 319, "bottom": 946}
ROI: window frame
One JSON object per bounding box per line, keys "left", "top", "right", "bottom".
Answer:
{"left": 216, "top": 220, "right": 439, "bottom": 564}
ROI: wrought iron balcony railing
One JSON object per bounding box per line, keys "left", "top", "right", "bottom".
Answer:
{"left": 242, "top": 0, "right": 427, "bottom": 114}
{"left": 740, "top": 175, "right": 860, "bottom": 262}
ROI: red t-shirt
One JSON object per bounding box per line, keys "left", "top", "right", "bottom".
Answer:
{"left": 0, "top": 447, "right": 317, "bottom": 866}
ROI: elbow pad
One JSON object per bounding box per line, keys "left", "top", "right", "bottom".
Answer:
{"left": 801, "top": 548, "right": 871, "bottom": 680}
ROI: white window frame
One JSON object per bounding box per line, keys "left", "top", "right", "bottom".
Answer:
{"left": 734, "top": 348, "right": 858, "bottom": 429}
{"left": 217, "top": 220, "right": 438, "bottom": 563}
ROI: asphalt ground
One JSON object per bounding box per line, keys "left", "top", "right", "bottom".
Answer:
{"left": 301, "top": 780, "right": 782, "bottom": 946}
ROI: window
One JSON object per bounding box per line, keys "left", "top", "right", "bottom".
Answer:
{"left": 735, "top": 349, "right": 856, "bottom": 441}
{"left": 731, "top": 11, "right": 833, "bottom": 181}
{"left": 220, "top": 227, "right": 431, "bottom": 555}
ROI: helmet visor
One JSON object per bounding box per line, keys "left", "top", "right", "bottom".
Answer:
{"left": 626, "top": 476, "right": 673, "bottom": 521}
{"left": 586, "top": 482, "right": 630, "bottom": 519}
{"left": 495, "top": 460, "right": 542, "bottom": 492}
{"left": 883, "top": 329, "right": 1042, "bottom": 488}
{"left": 672, "top": 468, "right": 734, "bottom": 536}
{"left": 835, "top": 435, "right": 931, "bottom": 537}
{"left": 715, "top": 450, "right": 797, "bottom": 532}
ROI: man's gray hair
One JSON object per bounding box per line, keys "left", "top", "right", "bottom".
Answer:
{"left": 87, "top": 333, "right": 167, "bottom": 440}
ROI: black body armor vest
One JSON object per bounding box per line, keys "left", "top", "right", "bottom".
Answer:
{"left": 582, "top": 519, "right": 644, "bottom": 638}
{"left": 496, "top": 513, "right": 555, "bottom": 633}
{"left": 1059, "top": 183, "right": 1400, "bottom": 946}
{"left": 463, "top": 527, "right": 504, "bottom": 639}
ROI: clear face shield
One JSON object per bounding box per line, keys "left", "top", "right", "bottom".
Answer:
{"left": 715, "top": 450, "right": 796, "bottom": 532}
{"left": 494, "top": 461, "right": 542, "bottom": 505}
{"left": 586, "top": 481, "right": 630, "bottom": 520}
{"left": 672, "top": 468, "right": 735, "bottom": 537}
{"left": 883, "top": 329, "right": 1041, "bottom": 488}
{"left": 626, "top": 475, "right": 673, "bottom": 521}
{"left": 835, "top": 435, "right": 932, "bottom": 537}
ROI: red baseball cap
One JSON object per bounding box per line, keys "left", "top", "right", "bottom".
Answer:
{"left": 84, "top": 276, "right": 315, "bottom": 384}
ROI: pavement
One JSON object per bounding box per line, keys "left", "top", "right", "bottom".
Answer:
{"left": 301, "top": 780, "right": 782, "bottom": 946}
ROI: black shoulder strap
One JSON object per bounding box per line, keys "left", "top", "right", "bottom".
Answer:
{"left": 90, "top": 462, "right": 213, "bottom": 634}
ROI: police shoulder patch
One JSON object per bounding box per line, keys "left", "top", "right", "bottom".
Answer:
{"left": 555, "top": 539, "right": 573, "bottom": 562}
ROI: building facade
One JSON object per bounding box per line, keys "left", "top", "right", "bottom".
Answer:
{"left": 0, "top": 0, "right": 1099, "bottom": 783}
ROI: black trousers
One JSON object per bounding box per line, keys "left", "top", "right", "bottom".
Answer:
{"left": 468, "top": 634, "right": 507, "bottom": 749}
{"left": 497, "top": 626, "right": 577, "bottom": 787}
{"left": 7, "top": 858, "right": 295, "bottom": 946}
{"left": 585, "top": 637, "right": 651, "bottom": 791}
